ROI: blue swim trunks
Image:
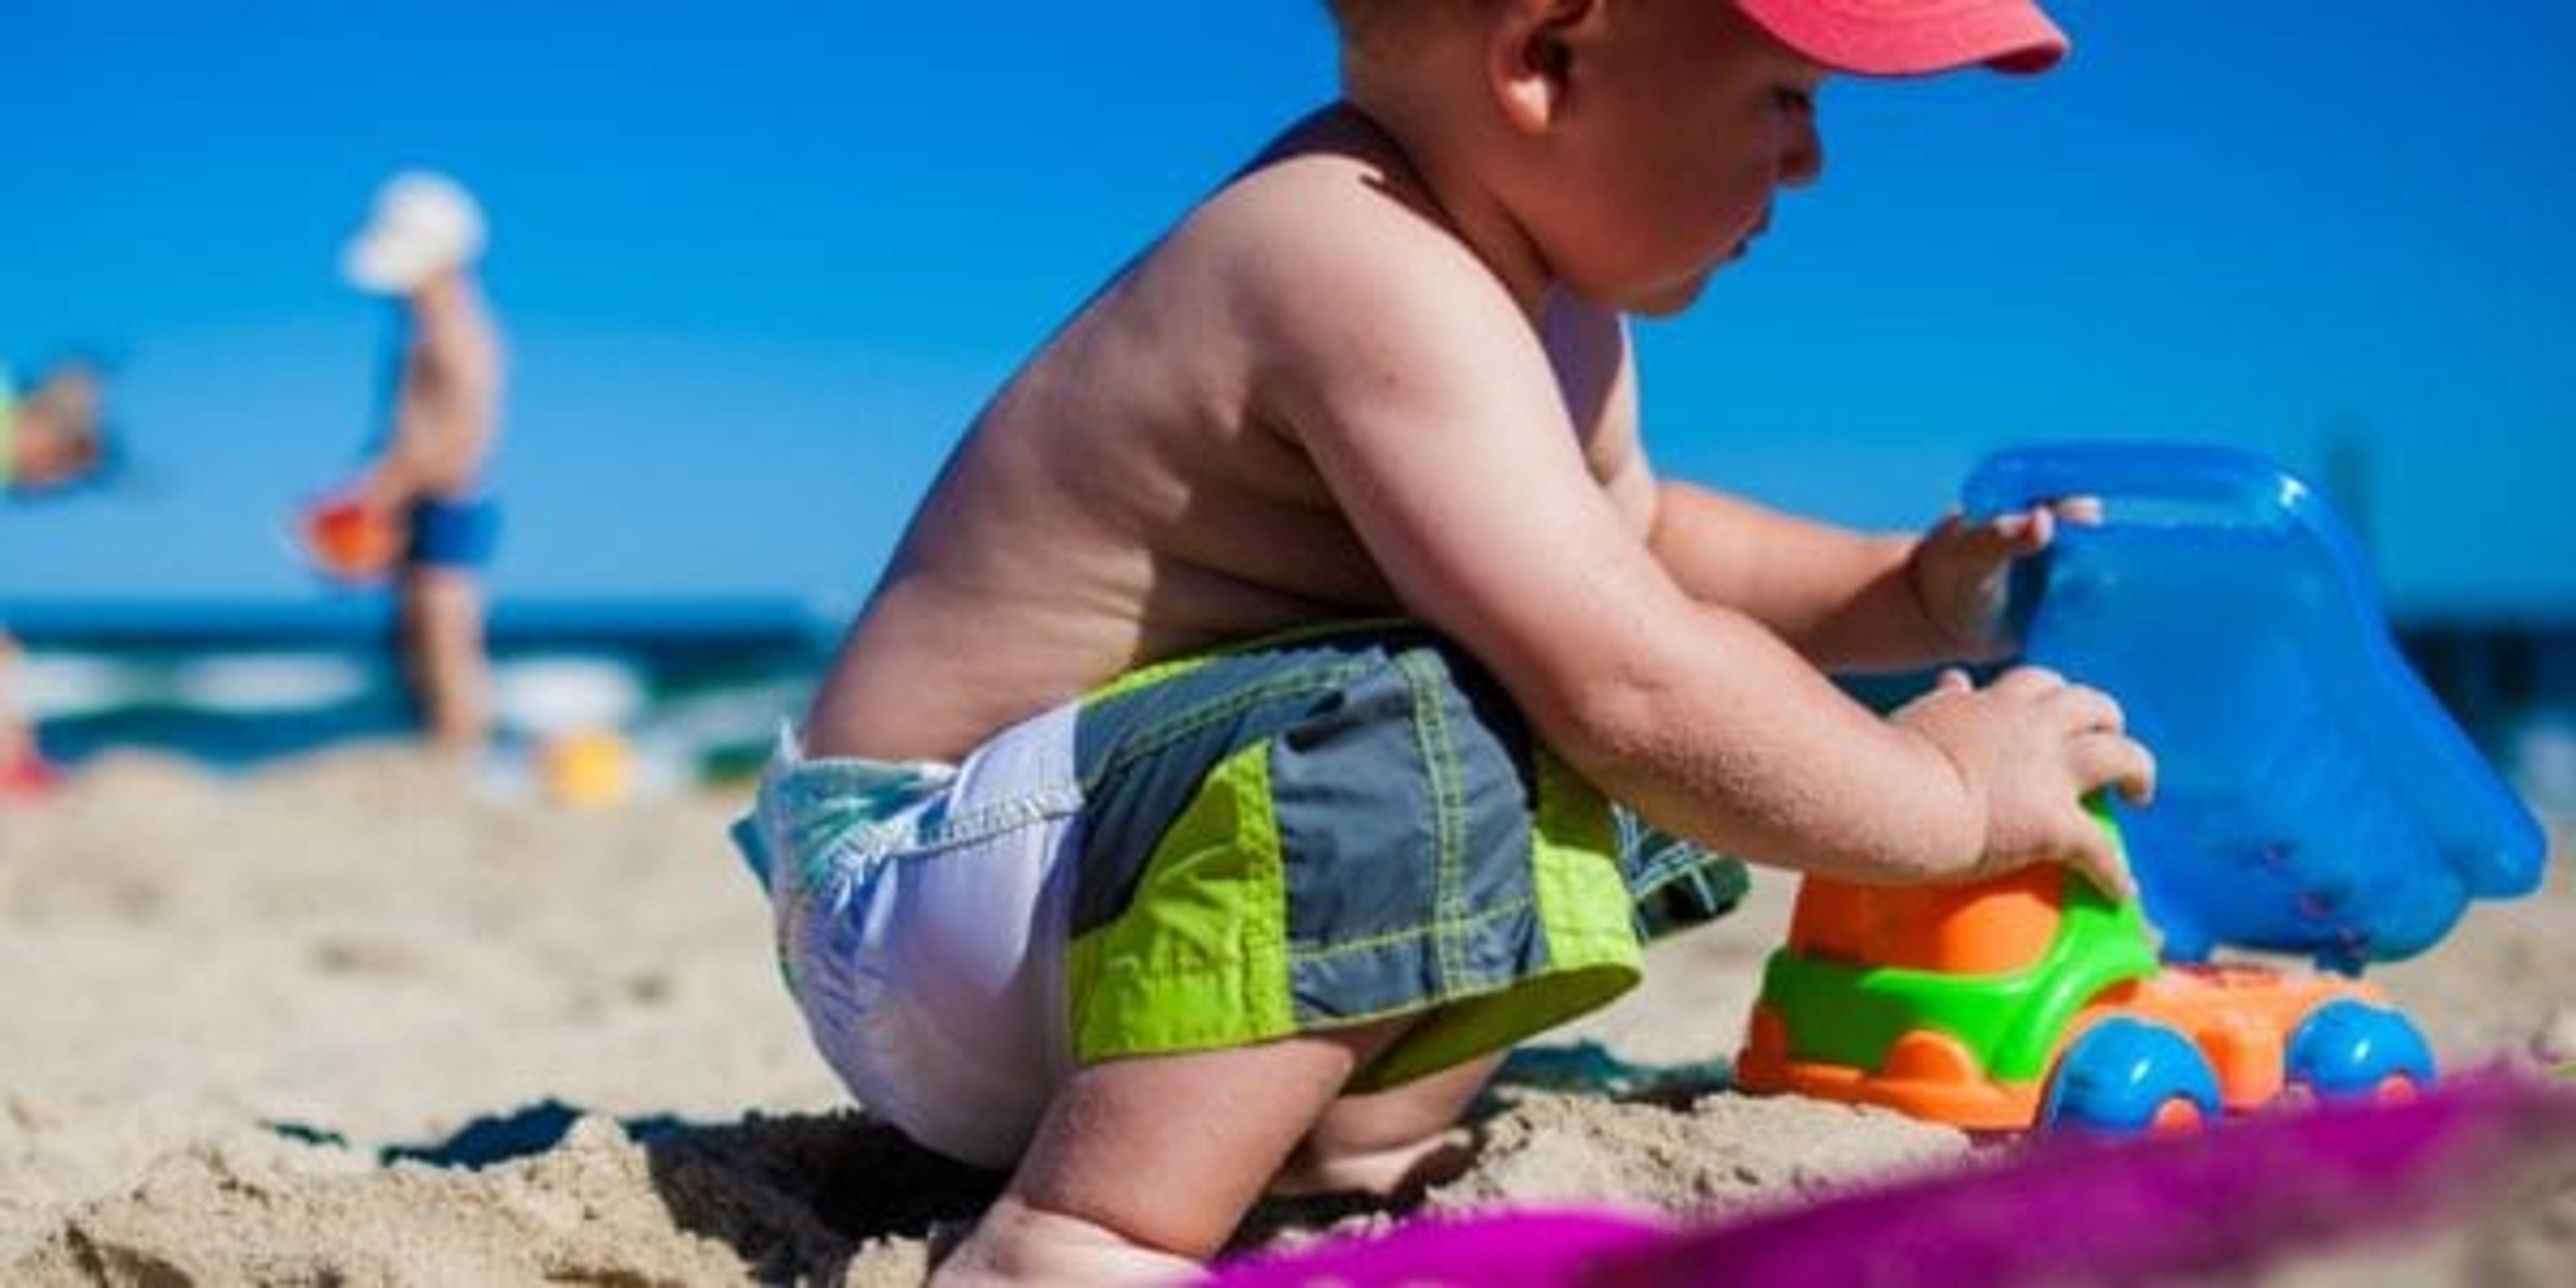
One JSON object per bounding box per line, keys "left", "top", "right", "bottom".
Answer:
{"left": 731, "top": 623, "right": 1746, "bottom": 1166}
{"left": 407, "top": 494, "right": 500, "bottom": 569}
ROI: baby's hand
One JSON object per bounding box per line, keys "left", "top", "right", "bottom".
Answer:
{"left": 1892, "top": 665, "right": 2155, "bottom": 898}
{"left": 1908, "top": 498, "right": 2100, "bottom": 659}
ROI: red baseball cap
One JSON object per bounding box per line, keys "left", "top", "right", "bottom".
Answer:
{"left": 1734, "top": 0, "right": 2068, "bottom": 76}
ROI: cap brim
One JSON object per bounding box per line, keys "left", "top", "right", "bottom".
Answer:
{"left": 341, "top": 225, "right": 472, "bottom": 294}
{"left": 1737, "top": 0, "right": 2068, "bottom": 77}
{"left": 343, "top": 234, "right": 427, "bottom": 294}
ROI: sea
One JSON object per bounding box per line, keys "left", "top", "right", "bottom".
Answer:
{"left": 5, "top": 597, "right": 837, "bottom": 792}
{"left": 8, "top": 600, "right": 2576, "bottom": 812}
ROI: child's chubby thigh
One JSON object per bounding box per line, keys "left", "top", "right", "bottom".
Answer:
{"left": 743, "top": 623, "right": 1658, "bottom": 1168}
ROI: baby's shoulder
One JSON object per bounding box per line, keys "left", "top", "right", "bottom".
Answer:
{"left": 1094, "top": 111, "right": 1585, "bottom": 450}
{"left": 1167, "top": 136, "right": 1515, "bottom": 342}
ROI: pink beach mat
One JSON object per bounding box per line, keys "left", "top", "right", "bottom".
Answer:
{"left": 1204, "top": 1073, "right": 2576, "bottom": 1287}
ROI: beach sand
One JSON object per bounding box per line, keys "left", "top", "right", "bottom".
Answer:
{"left": 3, "top": 747, "right": 2570, "bottom": 1284}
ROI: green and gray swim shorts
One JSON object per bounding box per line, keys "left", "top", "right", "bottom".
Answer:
{"left": 731, "top": 623, "right": 1745, "bottom": 1167}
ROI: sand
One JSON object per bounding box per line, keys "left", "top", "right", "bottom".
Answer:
{"left": 3, "top": 745, "right": 2571, "bottom": 1285}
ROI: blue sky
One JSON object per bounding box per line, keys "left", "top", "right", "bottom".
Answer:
{"left": 3, "top": 1, "right": 2572, "bottom": 620}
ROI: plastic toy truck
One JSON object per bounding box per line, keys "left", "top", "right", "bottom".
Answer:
{"left": 1735, "top": 444, "right": 2546, "bottom": 1134}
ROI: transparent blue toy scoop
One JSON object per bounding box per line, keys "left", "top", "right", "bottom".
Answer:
{"left": 1962, "top": 443, "right": 2545, "bottom": 973}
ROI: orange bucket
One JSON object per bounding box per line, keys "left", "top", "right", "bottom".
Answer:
{"left": 299, "top": 496, "right": 405, "bottom": 582}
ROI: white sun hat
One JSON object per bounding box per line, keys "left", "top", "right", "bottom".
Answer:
{"left": 341, "top": 171, "right": 486, "bottom": 294}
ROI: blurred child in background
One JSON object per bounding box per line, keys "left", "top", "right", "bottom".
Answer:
{"left": 313, "top": 172, "right": 508, "bottom": 757}
{"left": 4, "top": 357, "right": 115, "bottom": 796}
{"left": 2, "top": 359, "right": 109, "bottom": 497}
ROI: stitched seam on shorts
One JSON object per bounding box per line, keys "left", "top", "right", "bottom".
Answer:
{"left": 1285, "top": 895, "right": 1538, "bottom": 964}
{"left": 1399, "top": 649, "right": 1472, "bottom": 994}
{"left": 1091, "top": 898, "right": 1540, "bottom": 983}
{"left": 1082, "top": 660, "right": 1379, "bottom": 793}
{"left": 1290, "top": 953, "right": 1612, "bottom": 1033}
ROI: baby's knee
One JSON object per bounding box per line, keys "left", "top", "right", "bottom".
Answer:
{"left": 1273, "top": 1051, "right": 1503, "bottom": 1197}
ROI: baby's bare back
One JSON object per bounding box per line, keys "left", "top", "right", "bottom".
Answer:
{"left": 804, "top": 125, "right": 1436, "bottom": 763}
{"left": 802, "top": 357, "right": 1401, "bottom": 762}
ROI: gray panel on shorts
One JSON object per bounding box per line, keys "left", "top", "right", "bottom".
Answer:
{"left": 1271, "top": 642, "right": 1551, "bottom": 1023}
{"left": 1067, "top": 631, "right": 1397, "bottom": 937}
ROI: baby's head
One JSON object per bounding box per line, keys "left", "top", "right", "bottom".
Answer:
{"left": 1323, "top": 2, "right": 2063, "bottom": 82}
{"left": 1323, "top": 1, "right": 2063, "bottom": 313}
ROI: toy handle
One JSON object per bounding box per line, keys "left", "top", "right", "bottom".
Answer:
{"left": 1963, "top": 442, "right": 2379, "bottom": 617}
{"left": 1962, "top": 442, "right": 2309, "bottom": 529}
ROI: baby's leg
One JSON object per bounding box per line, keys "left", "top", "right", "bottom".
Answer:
{"left": 933, "top": 1016, "right": 1418, "bottom": 1287}
{"left": 1273, "top": 1051, "right": 1503, "bottom": 1197}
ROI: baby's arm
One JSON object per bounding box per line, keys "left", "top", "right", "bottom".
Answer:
{"left": 1638, "top": 476, "right": 2090, "bottom": 672}
{"left": 1642, "top": 480, "right": 1942, "bottom": 671}
{"left": 1250, "top": 212, "right": 2147, "bottom": 888}
{"left": 1570, "top": 331, "right": 2065, "bottom": 673}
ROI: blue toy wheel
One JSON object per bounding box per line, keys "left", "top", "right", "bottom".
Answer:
{"left": 2041, "top": 1018, "right": 2224, "bottom": 1135}
{"left": 2287, "top": 1000, "right": 2436, "bottom": 1099}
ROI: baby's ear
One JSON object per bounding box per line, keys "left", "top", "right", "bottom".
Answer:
{"left": 1491, "top": 0, "right": 1599, "bottom": 136}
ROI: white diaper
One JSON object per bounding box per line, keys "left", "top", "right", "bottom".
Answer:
{"left": 732, "top": 709, "right": 1086, "bottom": 1168}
